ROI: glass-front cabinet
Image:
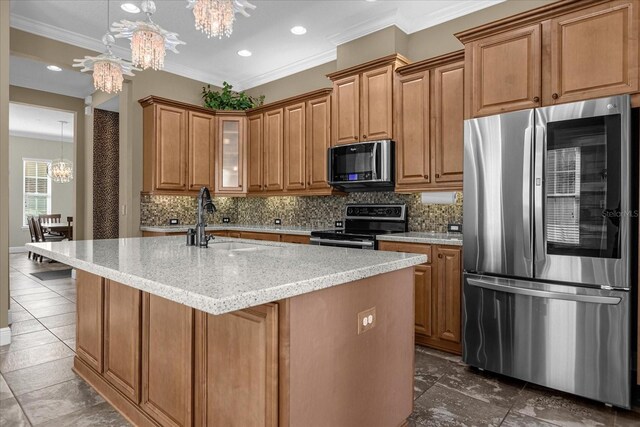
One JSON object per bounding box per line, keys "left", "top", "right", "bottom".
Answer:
{"left": 216, "top": 114, "right": 246, "bottom": 195}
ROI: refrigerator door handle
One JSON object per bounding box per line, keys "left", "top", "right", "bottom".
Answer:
{"left": 533, "top": 124, "right": 546, "bottom": 264}
{"left": 467, "top": 278, "right": 621, "bottom": 305}
{"left": 522, "top": 126, "right": 533, "bottom": 264}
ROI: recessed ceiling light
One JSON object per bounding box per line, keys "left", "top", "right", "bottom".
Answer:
{"left": 365, "top": 0, "right": 377, "bottom": 2}
{"left": 120, "top": 3, "right": 140, "bottom": 13}
{"left": 237, "top": 49, "right": 252, "bottom": 57}
{"left": 46, "top": 65, "right": 62, "bottom": 72}
{"left": 290, "top": 26, "right": 307, "bottom": 35}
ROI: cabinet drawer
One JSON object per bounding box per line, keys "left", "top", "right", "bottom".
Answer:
{"left": 281, "top": 234, "right": 311, "bottom": 244}
{"left": 389, "top": 242, "right": 432, "bottom": 264}
{"left": 239, "top": 231, "right": 281, "bottom": 242}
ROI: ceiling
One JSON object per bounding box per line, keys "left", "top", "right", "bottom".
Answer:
{"left": 9, "top": 103, "right": 75, "bottom": 143}
{"left": 10, "top": 0, "right": 503, "bottom": 91}
{"left": 10, "top": 55, "right": 95, "bottom": 99}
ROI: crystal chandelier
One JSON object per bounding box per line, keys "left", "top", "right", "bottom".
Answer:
{"left": 48, "top": 121, "right": 73, "bottom": 184}
{"left": 73, "top": 1, "right": 138, "bottom": 94}
{"left": 112, "top": 0, "right": 185, "bottom": 70}
{"left": 186, "top": 0, "right": 256, "bottom": 39}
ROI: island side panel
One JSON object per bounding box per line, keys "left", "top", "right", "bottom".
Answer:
{"left": 76, "top": 270, "right": 104, "bottom": 373}
{"left": 288, "top": 268, "right": 415, "bottom": 427}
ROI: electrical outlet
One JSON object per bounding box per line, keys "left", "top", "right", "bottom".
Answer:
{"left": 357, "top": 307, "right": 376, "bottom": 335}
{"left": 447, "top": 223, "right": 462, "bottom": 233}
{"left": 274, "top": 218, "right": 282, "bottom": 225}
{"left": 335, "top": 221, "right": 344, "bottom": 228}
{"left": 168, "top": 218, "right": 179, "bottom": 225}
{"left": 222, "top": 217, "right": 230, "bottom": 224}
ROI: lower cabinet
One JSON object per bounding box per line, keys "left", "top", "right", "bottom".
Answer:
{"left": 239, "top": 231, "right": 281, "bottom": 242}
{"left": 141, "top": 294, "right": 194, "bottom": 427}
{"left": 77, "top": 270, "right": 104, "bottom": 372}
{"left": 378, "top": 241, "right": 462, "bottom": 354}
{"left": 194, "top": 305, "right": 279, "bottom": 427}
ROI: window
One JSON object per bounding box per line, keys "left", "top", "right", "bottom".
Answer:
{"left": 23, "top": 159, "right": 51, "bottom": 226}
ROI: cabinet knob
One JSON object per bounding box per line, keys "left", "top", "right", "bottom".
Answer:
{"left": 363, "top": 135, "right": 367, "bottom": 139}
{"left": 533, "top": 96, "right": 540, "bottom": 102}
{"left": 435, "top": 173, "right": 440, "bottom": 178}
{"left": 425, "top": 174, "right": 429, "bottom": 179}
{"left": 438, "top": 254, "right": 443, "bottom": 259}
{"left": 552, "top": 93, "right": 559, "bottom": 100}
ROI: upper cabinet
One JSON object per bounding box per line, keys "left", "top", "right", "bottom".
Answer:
{"left": 328, "top": 54, "right": 409, "bottom": 145}
{"left": 284, "top": 102, "right": 307, "bottom": 191}
{"left": 140, "top": 97, "right": 215, "bottom": 195}
{"left": 263, "top": 108, "right": 285, "bottom": 192}
{"left": 247, "top": 113, "right": 264, "bottom": 193}
{"left": 306, "top": 94, "right": 332, "bottom": 191}
{"left": 215, "top": 113, "right": 246, "bottom": 196}
{"left": 394, "top": 51, "right": 465, "bottom": 192}
{"left": 457, "top": 0, "right": 639, "bottom": 118}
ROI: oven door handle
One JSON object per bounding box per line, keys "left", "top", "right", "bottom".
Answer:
{"left": 467, "top": 278, "right": 621, "bottom": 305}
{"left": 310, "top": 237, "right": 374, "bottom": 247}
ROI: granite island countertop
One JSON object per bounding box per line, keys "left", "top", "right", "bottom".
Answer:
{"left": 27, "top": 236, "right": 426, "bottom": 315}
{"left": 140, "top": 224, "right": 315, "bottom": 236}
{"left": 377, "top": 232, "right": 463, "bottom": 246}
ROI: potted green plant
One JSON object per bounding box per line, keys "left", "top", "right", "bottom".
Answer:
{"left": 202, "top": 81, "right": 265, "bottom": 110}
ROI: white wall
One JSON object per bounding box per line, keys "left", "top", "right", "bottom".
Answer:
{"left": 9, "top": 135, "right": 74, "bottom": 247}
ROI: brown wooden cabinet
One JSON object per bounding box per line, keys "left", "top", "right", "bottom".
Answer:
{"left": 328, "top": 54, "right": 409, "bottom": 146}
{"left": 395, "top": 52, "right": 464, "bottom": 192}
{"left": 545, "top": 0, "right": 639, "bottom": 104}
{"left": 216, "top": 113, "right": 246, "bottom": 195}
{"left": 306, "top": 94, "right": 332, "bottom": 191}
{"left": 141, "top": 294, "right": 194, "bottom": 427}
{"left": 280, "top": 234, "right": 311, "bottom": 244}
{"left": 77, "top": 270, "right": 104, "bottom": 373}
{"left": 247, "top": 113, "right": 264, "bottom": 193}
{"left": 104, "top": 280, "right": 141, "bottom": 403}
{"left": 378, "top": 241, "right": 462, "bottom": 354}
{"left": 284, "top": 102, "right": 306, "bottom": 191}
{"left": 140, "top": 97, "right": 216, "bottom": 195}
{"left": 239, "top": 231, "right": 282, "bottom": 242}
{"left": 457, "top": 0, "right": 640, "bottom": 117}
{"left": 263, "top": 109, "right": 284, "bottom": 192}
{"left": 194, "top": 305, "right": 279, "bottom": 426}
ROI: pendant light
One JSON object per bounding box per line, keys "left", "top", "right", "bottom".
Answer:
{"left": 48, "top": 121, "right": 73, "bottom": 184}
{"left": 186, "top": 0, "right": 256, "bottom": 39}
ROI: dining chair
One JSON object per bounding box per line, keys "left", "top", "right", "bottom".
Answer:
{"left": 26, "top": 215, "right": 37, "bottom": 260}
{"left": 32, "top": 216, "right": 65, "bottom": 262}
{"left": 39, "top": 214, "right": 64, "bottom": 237}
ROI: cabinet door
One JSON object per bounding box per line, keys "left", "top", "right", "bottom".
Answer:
{"left": 306, "top": 95, "right": 331, "bottom": 190}
{"left": 284, "top": 102, "right": 306, "bottom": 191}
{"left": 104, "top": 280, "right": 141, "bottom": 403}
{"left": 469, "top": 24, "right": 541, "bottom": 117}
{"left": 414, "top": 264, "right": 433, "bottom": 338}
{"left": 361, "top": 65, "right": 393, "bottom": 141}
{"left": 77, "top": 270, "right": 104, "bottom": 373}
{"left": 187, "top": 111, "right": 215, "bottom": 192}
{"left": 216, "top": 116, "right": 245, "bottom": 194}
{"left": 155, "top": 104, "right": 188, "bottom": 190}
{"left": 264, "top": 109, "right": 284, "bottom": 192}
{"left": 435, "top": 247, "right": 462, "bottom": 346}
{"left": 195, "top": 305, "right": 278, "bottom": 427}
{"left": 434, "top": 62, "right": 464, "bottom": 183}
{"left": 141, "top": 294, "right": 193, "bottom": 427}
{"left": 247, "top": 114, "right": 264, "bottom": 192}
{"left": 396, "top": 71, "right": 430, "bottom": 186}
{"left": 547, "top": 1, "right": 639, "bottom": 104}
{"left": 332, "top": 75, "right": 360, "bottom": 145}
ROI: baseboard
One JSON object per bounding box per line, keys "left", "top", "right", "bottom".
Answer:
{"left": 0, "top": 327, "right": 11, "bottom": 346}
{"left": 9, "top": 246, "right": 28, "bottom": 254}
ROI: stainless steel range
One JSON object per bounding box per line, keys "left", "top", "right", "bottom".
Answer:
{"left": 463, "top": 95, "right": 633, "bottom": 408}
{"left": 310, "top": 204, "right": 407, "bottom": 250}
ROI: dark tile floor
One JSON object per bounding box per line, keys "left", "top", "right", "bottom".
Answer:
{"left": 2, "top": 253, "right": 640, "bottom": 426}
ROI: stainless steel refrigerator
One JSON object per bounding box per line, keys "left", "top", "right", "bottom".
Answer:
{"left": 463, "top": 95, "right": 632, "bottom": 408}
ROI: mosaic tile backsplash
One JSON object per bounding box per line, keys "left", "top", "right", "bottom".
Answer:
{"left": 141, "top": 192, "right": 463, "bottom": 233}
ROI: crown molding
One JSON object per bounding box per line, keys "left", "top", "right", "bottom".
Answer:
{"left": 10, "top": 129, "right": 74, "bottom": 143}
{"left": 236, "top": 49, "right": 337, "bottom": 91}
{"left": 405, "top": 0, "right": 506, "bottom": 34}
{"left": 10, "top": 13, "right": 230, "bottom": 87}
{"left": 326, "top": 8, "right": 406, "bottom": 47}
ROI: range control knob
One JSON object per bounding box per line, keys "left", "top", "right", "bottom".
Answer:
{"left": 347, "top": 208, "right": 354, "bottom": 216}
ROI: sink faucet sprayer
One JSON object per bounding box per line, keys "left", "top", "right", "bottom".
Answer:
{"left": 187, "top": 186, "right": 217, "bottom": 248}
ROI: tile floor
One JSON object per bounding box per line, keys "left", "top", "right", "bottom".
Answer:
{"left": 2, "top": 252, "right": 640, "bottom": 426}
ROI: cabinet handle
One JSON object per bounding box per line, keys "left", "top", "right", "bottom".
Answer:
{"left": 438, "top": 254, "right": 443, "bottom": 259}
{"left": 425, "top": 174, "right": 429, "bottom": 179}
{"left": 363, "top": 135, "right": 367, "bottom": 139}
{"left": 435, "top": 173, "right": 440, "bottom": 178}
{"left": 552, "top": 93, "right": 559, "bottom": 100}
{"left": 533, "top": 96, "right": 540, "bottom": 102}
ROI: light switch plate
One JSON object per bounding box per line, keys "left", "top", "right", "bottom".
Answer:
{"left": 169, "top": 218, "right": 179, "bottom": 225}
{"left": 447, "top": 223, "right": 462, "bottom": 233}
{"left": 357, "top": 307, "right": 376, "bottom": 335}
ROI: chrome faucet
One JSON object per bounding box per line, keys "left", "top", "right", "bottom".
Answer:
{"left": 194, "top": 186, "right": 216, "bottom": 248}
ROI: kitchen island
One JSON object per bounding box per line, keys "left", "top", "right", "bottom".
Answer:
{"left": 27, "top": 236, "right": 427, "bottom": 427}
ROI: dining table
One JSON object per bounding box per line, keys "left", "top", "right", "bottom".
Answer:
{"left": 42, "top": 223, "right": 73, "bottom": 240}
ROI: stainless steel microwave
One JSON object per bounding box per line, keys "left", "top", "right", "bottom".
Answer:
{"left": 327, "top": 140, "right": 394, "bottom": 192}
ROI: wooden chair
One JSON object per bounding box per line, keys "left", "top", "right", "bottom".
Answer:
{"left": 67, "top": 216, "right": 73, "bottom": 240}
{"left": 31, "top": 216, "right": 65, "bottom": 262}
{"left": 26, "top": 215, "right": 37, "bottom": 260}
{"left": 39, "top": 214, "right": 63, "bottom": 237}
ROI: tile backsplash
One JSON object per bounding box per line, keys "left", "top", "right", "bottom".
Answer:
{"left": 141, "top": 192, "right": 463, "bottom": 233}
